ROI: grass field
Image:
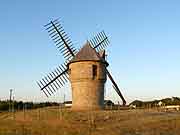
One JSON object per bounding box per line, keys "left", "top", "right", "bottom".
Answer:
{"left": 0, "top": 107, "right": 180, "bottom": 135}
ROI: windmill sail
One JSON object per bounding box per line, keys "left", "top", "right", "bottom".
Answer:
{"left": 39, "top": 19, "right": 78, "bottom": 97}
{"left": 37, "top": 63, "right": 69, "bottom": 97}
{"left": 89, "top": 31, "right": 110, "bottom": 52}
{"left": 44, "top": 19, "right": 77, "bottom": 61}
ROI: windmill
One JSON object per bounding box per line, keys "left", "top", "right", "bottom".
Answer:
{"left": 37, "top": 19, "right": 126, "bottom": 110}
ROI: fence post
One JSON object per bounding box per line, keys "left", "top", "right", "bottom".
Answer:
{"left": 12, "top": 96, "right": 15, "bottom": 120}
{"left": 38, "top": 108, "right": 40, "bottom": 121}
{"left": 23, "top": 103, "right": 25, "bottom": 120}
{"left": 58, "top": 103, "right": 61, "bottom": 120}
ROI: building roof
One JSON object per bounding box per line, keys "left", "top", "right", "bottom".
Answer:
{"left": 64, "top": 101, "right": 72, "bottom": 104}
{"left": 69, "top": 41, "right": 106, "bottom": 63}
{"left": 104, "top": 100, "right": 114, "bottom": 105}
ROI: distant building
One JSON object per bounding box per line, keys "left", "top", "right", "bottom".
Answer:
{"left": 129, "top": 104, "right": 136, "bottom": 109}
{"left": 164, "top": 105, "right": 180, "bottom": 111}
{"left": 104, "top": 100, "right": 114, "bottom": 106}
{"left": 64, "top": 101, "right": 72, "bottom": 107}
{"left": 157, "top": 101, "right": 164, "bottom": 106}
{"left": 129, "top": 100, "right": 143, "bottom": 108}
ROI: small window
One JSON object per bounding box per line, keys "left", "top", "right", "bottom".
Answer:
{"left": 68, "top": 69, "right": 71, "bottom": 74}
{"left": 92, "top": 65, "right": 97, "bottom": 79}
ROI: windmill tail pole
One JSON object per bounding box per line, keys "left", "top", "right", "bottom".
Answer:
{"left": 106, "top": 70, "right": 126, "bottom": 106}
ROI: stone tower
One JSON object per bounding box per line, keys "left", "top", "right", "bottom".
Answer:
{"left": 68, "top": 42, "right": 108, "bottom": 110}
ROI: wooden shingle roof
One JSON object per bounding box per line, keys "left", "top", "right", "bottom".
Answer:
{"left": 70, "top": 41, "right": 105, "bottom": 63}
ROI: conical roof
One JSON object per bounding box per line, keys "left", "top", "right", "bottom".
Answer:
{"left": 99, "top": 50, "right": 106, "bottom": 59}
{"left": 70, "top": 41, "right": 105, "bottom": 63}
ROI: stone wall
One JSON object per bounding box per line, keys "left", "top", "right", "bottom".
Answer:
{"left": 69, "top": 61, "right": 107, "bottom": 110}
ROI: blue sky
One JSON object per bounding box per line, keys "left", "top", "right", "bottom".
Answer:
{"left": 0, "top": 0, "right": 180, "bottom": 104}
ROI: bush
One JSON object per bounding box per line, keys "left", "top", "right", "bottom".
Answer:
{"left": 0, "top": 100, "right": 59, "bottom": 111}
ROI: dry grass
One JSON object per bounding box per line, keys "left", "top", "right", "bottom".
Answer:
{"left": 0, "top": 108, "right": 180, "bottom": 135}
